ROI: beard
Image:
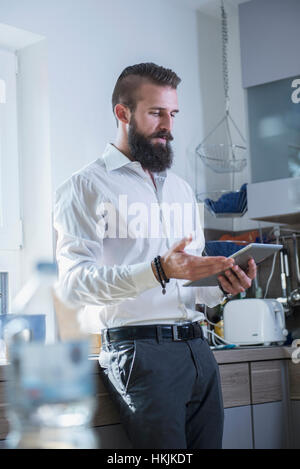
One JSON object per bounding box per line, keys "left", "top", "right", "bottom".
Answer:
{"left": 128, "top": 116, "right": 174, "bottom": 173}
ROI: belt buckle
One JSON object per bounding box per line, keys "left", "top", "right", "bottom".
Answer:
{"left": 172, "top": 325, "right": 183, "bottom": 341}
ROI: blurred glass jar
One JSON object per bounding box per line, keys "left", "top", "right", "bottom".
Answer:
{"left": 5, "top": 340, "right": 98, "bottom": 449}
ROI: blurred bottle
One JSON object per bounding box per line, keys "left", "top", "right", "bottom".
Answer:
{"left": 9, "top": 261, "right": 59, "bottom": 344}
{"left": 4, "top": 261, "right": 98, "bottom": 449}
{"left": 5, "top": 340, "right": 97, "bottom": 449}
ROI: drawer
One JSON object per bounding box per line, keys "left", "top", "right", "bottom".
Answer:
{"left": 0, "top": 406, "right": 9, "bottom": 440}
{"left": 288, "top": 361, "right": 300, "bottom": 400}
{"left": 219, "top": 363, "right": 251, "bottom": 408}
{"left": 250, "top": 360, "right": 282, "bottom": 404}
{"left": 0, "top": 382, "right": 6, "bottom": 406}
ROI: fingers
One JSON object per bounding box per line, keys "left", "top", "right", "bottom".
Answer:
{"left": 218, "top": 275, "right": 236, "bottom": 295}
{"left": 218, "top": 271, "right": 246, "bottom": 295}
{"left": 219, "top": 261, "right": 256, "bottom": 295}
{"left": 219, "top": 269, "right": 247, "bottom": 294}
{"left": 247, "top": 258, "right": 257, "bottom": 279}
{"left": 171, "top": 235, "right": 193, "bottom": 253}
{"left": 188, "top": 256, "right": 235, "bottom": 280}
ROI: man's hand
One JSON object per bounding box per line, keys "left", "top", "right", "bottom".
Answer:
{"left": 154, "top": 235, "right": 235, "bottom": 282}
{"left": 218, "top": 258, "right": 257, "bottom": 296}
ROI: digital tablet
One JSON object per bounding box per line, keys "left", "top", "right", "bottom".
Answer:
{"left": 183, "top": 243, "right": 283, "bottom": 287}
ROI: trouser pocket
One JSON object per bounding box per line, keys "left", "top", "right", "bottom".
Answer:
{"left": 100, "top": 340, "right": 137, "bottom": 394}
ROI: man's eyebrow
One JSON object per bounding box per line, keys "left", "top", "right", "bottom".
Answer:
{"left": 149, "top": 106, "right": 179, "bottom": 113}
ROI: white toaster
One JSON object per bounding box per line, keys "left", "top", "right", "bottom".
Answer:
{"left": 223, "top": 299, "right": 288, "bottom": 346}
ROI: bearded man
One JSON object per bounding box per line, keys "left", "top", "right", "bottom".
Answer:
{"left": 54, "top": 63, "right": 256, "bottom": 449}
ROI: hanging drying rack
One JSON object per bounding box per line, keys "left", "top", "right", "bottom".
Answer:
{"left": 196, "top": 0, "right": 248, "bottom": 218}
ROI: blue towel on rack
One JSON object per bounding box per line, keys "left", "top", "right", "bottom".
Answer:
{"left": 205, "top": 183, "right": 247, "bottom": 214}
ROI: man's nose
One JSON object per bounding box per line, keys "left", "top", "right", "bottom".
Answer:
{"left": 159, "top": 114, "right": 173, "bottom": 132}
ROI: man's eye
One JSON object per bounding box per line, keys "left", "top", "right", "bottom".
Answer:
{"left": 150, "top": 112, "right": 160, "bottom": 116}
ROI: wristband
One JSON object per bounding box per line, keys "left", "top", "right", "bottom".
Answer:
{"left": 154, "top": 256, "right": 169, "bottom": 295}
{"left": 157, "top": 256, "right": 169, "bottom": 284}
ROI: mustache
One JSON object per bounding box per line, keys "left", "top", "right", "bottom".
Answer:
{"left": 149, "top": 131, "right": 174, "bottom": 141}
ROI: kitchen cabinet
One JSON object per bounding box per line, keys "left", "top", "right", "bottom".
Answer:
{"left": 247, "top": 177, "right": 300, "bottom": 226}
{"left": 223, "top": 406, "right": 253, "bottom": 449}
{"left": 215, "top": 350, "right": 295, "bottom": 449}
{"left": 251, "top": 361, "right": 290, "bottom": 449}
{"left": 289, "top": 361, "right": 300, "bottom": 449}
{"left": 238, "top": 0, "right": 300, "bottom": 226}
{"left": 219, "top": 363, "right": 251, "bottom": 408}
{"left": 252, "top": 402, "right": 287, "bottom": 449}
{"left": 239, "top": 0, "right": 300, "bottom": 89}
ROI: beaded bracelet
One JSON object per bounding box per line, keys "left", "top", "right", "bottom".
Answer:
{"left": 154, "top": 256, "right": 169, "bottom": 295}
{"left": 157, "top": 255, "right": 169, "bottom": 284}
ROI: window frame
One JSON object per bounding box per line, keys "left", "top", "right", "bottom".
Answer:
{"left": 0, "top": 48, "right": 22, "bottom": 250}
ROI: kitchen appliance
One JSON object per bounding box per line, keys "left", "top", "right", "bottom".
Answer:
{"left": 223, "top": 299, "right": 288, "bottom": 346}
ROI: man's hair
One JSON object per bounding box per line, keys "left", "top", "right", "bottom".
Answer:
{"left": 112, "top": 62, "right": 181, "bottom": 122}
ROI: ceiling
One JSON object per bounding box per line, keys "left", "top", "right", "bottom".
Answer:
{"left": 0, "top": 23, "right": 44, "bottom": 52}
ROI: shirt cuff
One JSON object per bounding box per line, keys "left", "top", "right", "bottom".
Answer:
{"left": 196, "top": 286, "right": 226, "bottom": 308}
{"left": 216, "top": 286, "right": 226, "bottom": 303}
{"left": 129, "top": 262, "right": 160, "bottom": 293}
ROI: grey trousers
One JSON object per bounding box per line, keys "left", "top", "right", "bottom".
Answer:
{"left": 99, "top": 336, "right": 224, "bottom": 449}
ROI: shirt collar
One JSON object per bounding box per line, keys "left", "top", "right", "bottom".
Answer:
{"left": 101, "top": 143, "right": 167, "bottom": 179}
{"left": 102, "top": 143, "right": 134, "bottom": 172}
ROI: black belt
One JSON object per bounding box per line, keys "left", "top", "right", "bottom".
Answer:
{"left": 101, "top": 321, "right": 203, "bottom": 345}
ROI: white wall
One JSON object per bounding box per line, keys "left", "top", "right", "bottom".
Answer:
{"left": 0, "top": 0, "right": 204, "bottom": 190}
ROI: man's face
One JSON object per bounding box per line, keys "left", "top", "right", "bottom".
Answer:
{"left": 127, "top": 83, "right": 179, "bottom": 172}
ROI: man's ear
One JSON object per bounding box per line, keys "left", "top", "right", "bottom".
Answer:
{"left": 114, "top": 104, "right": 131, "bottom": 125}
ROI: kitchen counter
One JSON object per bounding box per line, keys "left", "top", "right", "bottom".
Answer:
{"left": 87, "top": 344, "right": 292, "bottom": 363}
{"left": 212, "top": 345, "right": 292, "bottom": 364}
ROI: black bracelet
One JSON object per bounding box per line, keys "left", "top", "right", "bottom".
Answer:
{"left": 157, "top": 256, "right": 169, "bottom": 284}
{"left": 154, "top": 257, "right": 167, "bottom": 295}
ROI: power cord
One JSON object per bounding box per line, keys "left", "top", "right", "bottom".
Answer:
{"left": 202, "top": 304, "right": 235, "bottom": 348}
{"left": 264, "top": 251, "right": 279, "bottom": 299}
{"left": 207, "top": 328, "right": 235, "bottom": 347}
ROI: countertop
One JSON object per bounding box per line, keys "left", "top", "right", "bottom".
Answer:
{"left": 88, "top": 344, "right": 292, "bottom": 368}
{"left": 0, "top": 345, "right": 293, "bottom": 381}
{"left": 211, "top": 345, "right": 292, "bottom": 364}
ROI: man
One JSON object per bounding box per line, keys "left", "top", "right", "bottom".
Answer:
{"left": 54, "top": 63, "right": 256, "bottom": 449}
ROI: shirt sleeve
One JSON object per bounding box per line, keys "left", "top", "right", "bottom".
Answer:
{"left": 53, "top": 175, "right": 159, "bottom": 308}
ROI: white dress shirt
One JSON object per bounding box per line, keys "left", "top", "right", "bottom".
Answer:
{"left": 54, "top": 143, "right": 224, "bottom": 333}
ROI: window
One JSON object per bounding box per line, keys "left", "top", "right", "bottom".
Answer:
{"left": 0, "top": 77, "right": 5, "bottom": 226}
{"left": 0, "top": 49, "right": 22, "bottom": 250}
{"left": 0, "top": 78, "right": 5, "bottom": 103}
